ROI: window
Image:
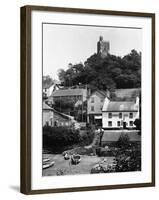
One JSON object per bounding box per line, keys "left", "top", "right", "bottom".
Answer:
{"left": 108, "top": 113, "right": 112, "bottom": 118}
{"left": 129, "top": 121, "right": 134, "bottom": 126}
{"left": 129, "top": 112, "right": 133, "bottom": 118}
{"left": 91, "top": 97, "right": 94, "bottom": 103}
{"left": 119, "top": 113, "right": 122, "bottom": 119}
{"left": 108, "top": 121, "right": 112, "bottom": 127}
{"left": 91, "top": 106, "right": 94, "bottom": 111}
{"left": 117, "top": 121, "right": 120, "bottom": 127}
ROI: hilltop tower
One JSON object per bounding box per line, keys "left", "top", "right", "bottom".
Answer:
{"left": 97, "top": 36, "right": 110, "bottom": 58}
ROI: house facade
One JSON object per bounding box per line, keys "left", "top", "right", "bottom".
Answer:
{"left": 51, "top": 88, "right": 87, "bottom": 103}
{"left": 43, "top": 102, "right": 54, "bottom": 127}
{"left": 102, "top": 97, "right": 140, "bottom": 129}
{"left": 87, "top": 90, "right": 110, "bottom": 125}
{"left": 43, "top": 102, "right": 77, "bottom": 127}
{"left": 43, "top": 81, "right": 60, "bottom": 99}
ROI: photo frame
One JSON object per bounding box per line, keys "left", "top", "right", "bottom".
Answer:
{"left": 20, "top": 5, "right": 155, "bottom": 194}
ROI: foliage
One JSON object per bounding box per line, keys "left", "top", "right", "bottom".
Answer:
{"left": 58, "top": 50, "right": 141, "bottom": 90}
{"left": 134, "top": 118, "right": 141, "bottom": 135}
{"left": 43, "top": 126, "right": 95, "bottom": 153}
{"left": 43, "top": 126, "right": 81, "bottom": 148}
{"left": 134, "top": 118, "right": 141, "bottom": 130}
{"left": 43, "top": 75, "right": 54, "bottom": 86}
{"left": 80, "top": 128, "right": 95, "bottom": 146}
{"left": 115, "top": 144, "right": 141, "bottom": 172}
{"left": 90, "top": 163, "right": 116, "bottom": 174}
{"left": 56, "top": 168, "right": 68, "bottom": 176}
{"left": 116, "top": 133, "right": 130, "bottom": 148}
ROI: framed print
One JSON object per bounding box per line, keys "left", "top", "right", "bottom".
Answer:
{"left": 20, "top": 5, "right": 155, "bottom": 194}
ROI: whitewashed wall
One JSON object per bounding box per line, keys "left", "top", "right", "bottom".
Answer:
{"left": 102, "top": 111, "right": 139, "bottom": 128}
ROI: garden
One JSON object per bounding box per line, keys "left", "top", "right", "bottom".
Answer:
{"left": 43, "top": 126, "right": 141, "bottom": 176}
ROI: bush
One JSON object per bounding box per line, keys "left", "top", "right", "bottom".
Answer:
{"left": 79, "top": 129, "right": 95, "bottom": 146}
{"left": 115, "top": 143, "right": 141, "bottom": 172}
{"left": 43, "top": 126, "right": 81, "bottom": 149}
{"left": 134, "top": 118, "right": 141, "bottom": 135}
{"left": 116, "top": 133, "right": 130, "bottom": 148}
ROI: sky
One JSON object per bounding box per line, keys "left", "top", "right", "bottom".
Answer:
{"left": 43, "top": 23, "right": 142, "bottom": 80}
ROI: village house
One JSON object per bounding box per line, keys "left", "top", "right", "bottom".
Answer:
{"left": 102, "top": 96, "right": 140, "bottom": 129}
{"left": 43, "top": 102, "right": 54, "bottom": 127}
{"left": 87, "top": 90, "right": 110, "bottom": 125}
{"left": 51, "top": 88, "right": 87, "bottom": 103}
{"left": 43, "top": 81, "right": 59, "bottom": 99}
{"left": 43, "top": 102, "right": 75, "bottom": 127}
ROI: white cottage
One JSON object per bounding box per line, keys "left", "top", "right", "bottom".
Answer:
{"left": 102, "top": 97, "right": 140, "bottom": 129}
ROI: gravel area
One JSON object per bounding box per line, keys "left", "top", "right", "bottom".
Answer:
{"left": 42, "top": 154, "right": 114, "bottom": 176}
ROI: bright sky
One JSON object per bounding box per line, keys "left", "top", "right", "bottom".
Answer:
{"left": 43, "top": 23, "right": 142, "bottom": 80}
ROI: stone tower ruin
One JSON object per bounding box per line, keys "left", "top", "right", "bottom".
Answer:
{"left": 97, "top": 36, "right": 110, "bottom": 58}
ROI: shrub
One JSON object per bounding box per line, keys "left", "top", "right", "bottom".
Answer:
{"left": 79, "top": 129, "right": 95, "bottom": 146}
{"left": 134, "top": 118, "right": 141, "bottom": 135}
{"left": 116, "top": 133, "right": 130, "bottom": 148}
{"left": 115, "top": 143, "right": 141, "bottom": 172}
{"left": 43, "top": 126, "right": 81, "bottom": 149}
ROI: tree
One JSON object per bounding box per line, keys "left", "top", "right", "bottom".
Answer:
{"left": 134, "top": 119, "right": 141, "bottom": 131}
{"left": 57, "top": 49, "right": 141, "bottom": 90}
{"left": 43, "top": 75, "right": 53, "bottom": 86}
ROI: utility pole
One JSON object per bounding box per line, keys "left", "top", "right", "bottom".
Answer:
{"left": 81, "top": 95, "right": 83, "bottom": 122}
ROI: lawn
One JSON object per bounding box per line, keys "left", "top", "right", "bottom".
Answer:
{"left": 42, "top": 154, "right": 114, "bottom": 176}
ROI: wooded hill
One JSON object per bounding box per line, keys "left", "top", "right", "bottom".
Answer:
{"left": 58, "top": 49, "right": 141, "bottom": 91}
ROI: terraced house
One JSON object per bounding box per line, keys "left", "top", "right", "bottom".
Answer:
{"left": 51, "top": 88, "right": 87, "bottom": 103}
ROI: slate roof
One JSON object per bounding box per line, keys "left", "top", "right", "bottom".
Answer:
{"left": 102, "top": 131, "right": 141, "bottom": 142}
{"left": 105, "top": 101, "right": 137, "bottom": 112}
{"left": 51, "top": 88, "right": 87, "bottom": 97}
{"left": 113, "top": 88, "right": 141, "bottom": 99}
{"left": 43, "top": 102, "right": 74, "bottom": 120}
{"left": 43, "top": 102, "right": 54, "bottom": 110}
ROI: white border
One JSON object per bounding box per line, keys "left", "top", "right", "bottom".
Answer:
{"left": 31, "top": 10, "right": 152, "bottom": 190}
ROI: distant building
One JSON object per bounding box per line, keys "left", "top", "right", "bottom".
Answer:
{"left": 43, "top": 82, "right": 59, "bottom": 98}
{"left": 102, "top": 96, "right": 140, "bottom": 129}
{"left": 97, "top": 36, "right": 110, "bottom": 58}
{"left": 43, "top": 102, "right": 54, "bottom": 127}
{"left": 111, "top": 88, "right": 141, "bottom": 101}
{"left": 43, "top": 102, "right": 76, "bottom": 127}
{"left": 87, "top": 90, "right": 110, "bottom": 125}
{"left": 51, "top": 88, "right": 87, "bottom": 103}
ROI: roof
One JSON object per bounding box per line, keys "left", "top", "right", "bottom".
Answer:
{"left": 51, "top": 88, "right": 87, "bottom": 97}
{"left": 112, "top": 88, "right": 141, "bottom": 100}
{"left": 102, "top": 131, "right": 141, "bottom": 142}
{"left": 43, "top": 102, "right": 54, "bottom": 110}
{"left": 88, "top": 90, "right": 108, "bottom": 99}
{"left": 103, "top": 101, "right": 137, "bottom": 112}
{"left": 43, "top": 82, "right": 54, "bottom": 89}
{"left": 43, "top": 102, "right": 74, "bottom": 120}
